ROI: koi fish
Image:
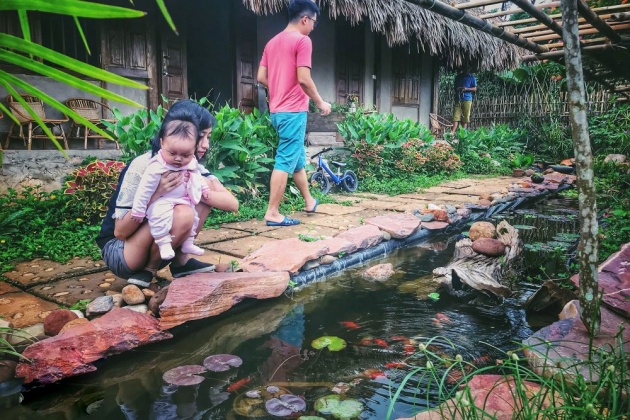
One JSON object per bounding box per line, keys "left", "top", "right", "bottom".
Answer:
{"left": 385, "top": 362, "right": 407, "bottom": 369}
{"left": 340, "top": 321, "right": 361, "bottom": 329}
{"left": 435, "top": 312, "right": 451, "bottom": 323}
{"left": 362, "top": 368, "right": 387, "bottom": 379}
{"left": 373, "top": 339, "right": 389, "bottom": 348}
{"left": 358, "top": 338, "right": 374, "bottom": 346}
{"left": 432, "top": 318, "right": 443, "bottom": 328}
{"left": 389, "top": 335, "right": 411, "bottom": 344}
{"left": 226, "top": 377, "right": 251, "bottom": 393}
{"left": 403, "top": 344, "right": 415, "bottom": 355}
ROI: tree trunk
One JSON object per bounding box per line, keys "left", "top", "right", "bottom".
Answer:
{"left": 562, "top": 0, "right": 600, "bottom": 335}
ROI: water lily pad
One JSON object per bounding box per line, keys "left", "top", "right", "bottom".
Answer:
{"left": 162, "top": 365, "right": 207, "bottom": 386}
{"left": 266, "top": 385, "right": 280, "bottom": 393}
{"left": 246, "top": 390, "right": 262, "bottom": 398}
{"left": 312, "top": 336, "right": 347, "bottom": 351}
{"left": 203, "top": 354, "right": 243, "bottom": 372}
{"left": 233, "top": 385, "right": 292, "bottom": 417}
{"left": 314, "top": 394, "right": 364, "bottom": 419}
{"left": 428, "top": 292, "right": 440, "bottom": 301}
{"left": 265, "top": 394, "right": 306, "bottom": 416}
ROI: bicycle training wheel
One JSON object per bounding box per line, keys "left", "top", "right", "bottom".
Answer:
{"left": 341, "top": 170, "right": 359, "bottom": 192}
{"left": 310, "top": 171, "right": 331, "bottom": 194}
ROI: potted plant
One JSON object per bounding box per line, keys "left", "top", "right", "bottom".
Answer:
{"left": 510, "top": 153, "right": 534, "bottom": 177}
{"left": 346, "top": 93, "right": 358, "bottom": 113}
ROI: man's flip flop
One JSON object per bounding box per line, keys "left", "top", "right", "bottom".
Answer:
{"left": 305, "top": 199, "right": 319, "bottom": 214}
{"left": 266, "top": 216, "right": 301, "bottom": 227}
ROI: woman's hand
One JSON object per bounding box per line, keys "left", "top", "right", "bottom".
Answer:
{"left": 156, "top": 171, "right": 183, "bottom": 195}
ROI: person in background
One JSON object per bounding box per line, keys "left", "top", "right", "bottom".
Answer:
{"left": 257, "top": 0, "right": 331, "bottom": 227}
{"left": 96, "top": 100, "right": 238, "bottom": 287}
{"left": 451, "top": 68, "right": 477, "bottom": 135}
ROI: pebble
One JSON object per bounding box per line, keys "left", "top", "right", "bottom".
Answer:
{"left": 42, "top": 286, "right": 53, "bottom": 291}
{"left": 99, "top": 283, "right": 110, "bottom": 288}
{"left": 122, "top": 304, "right": 148, "bottom": 313}
{"left": 54, "top": 292, "right": 70, "bottom": 297}
{"left": 45, "top": 267, "right": 54, "bottom": 272}
{"left": 122, "top": 285, "right": 145, "bottom": 305}
{"left": 104, "top": 278, "right": 116, "bottom": 283}
{"left": 86, "top": 296, "right": 114, "bottom": 317}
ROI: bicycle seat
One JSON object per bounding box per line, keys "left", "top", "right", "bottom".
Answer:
{"left": 330, "top": 161, "right": 346, "bottom": 167}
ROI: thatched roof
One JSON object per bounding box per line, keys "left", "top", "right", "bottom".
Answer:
{"left": 242, "top": 0, "right": 523, "bottom": 71}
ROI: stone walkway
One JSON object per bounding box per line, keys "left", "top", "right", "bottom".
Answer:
{"left": 0, "top": 175, "right": 568, "bottom": 334}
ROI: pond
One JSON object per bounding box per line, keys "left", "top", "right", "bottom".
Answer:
{"left": 6, "top": 197, "right": 579, "bottom": 419}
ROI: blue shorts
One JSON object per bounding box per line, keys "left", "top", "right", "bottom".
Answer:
{"left": 101, "top": 238, "right": 169, "bottom": 279}
{"left": 271, "top": 112, "right": 307, "bottom": 174}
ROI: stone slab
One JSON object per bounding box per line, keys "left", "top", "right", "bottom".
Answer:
{"left": 28, "top": 270, "right": 127, "bottom": 306}
{"left": 0, "top": 281, "right": 21, "bottom": 295}
{"left": 156, "top": 252, "right": 242, "bottom": 281}
{"left": 195, "top": 227, "right": 251, "bottom": 245}
{"left": 308, "top": 210, "right": 385, "bottom": 230}
{"left": 421, "top": 221, "right": 450, "bottom": 230}
{"left": 327, "top": 194, "right": 364, "bottom": 204}
{"left": 351, "top": 193, "right": 411, "bottom": 202}
{"left": 204, "top": 235, "right": 277, "bottom": 259}
{"left": 355, "top": 200, "right": 407, "bottom": 211}
{"left": 0, "top": 292, "right": 59, "bottom": 328}
{"left": 306, "top": 132, "right": 338, "bottom": 146}
{"left": 221, "top": 219, "right": 281, "bottom": 234}
{"left": 2, "top": 257, "right": 107, "bottom": 288}
{"left": 258, "top": 223, "right": 340, "bottom": 240}
{"left": 365, "top": 213, "right": 421, "bottom": 239}
{"left": 399, "top": 193, "right": 477, "bottom": 204}
{"left": 241, "top": 237, "right": 330, "bottom": 273}
{"left": 309, "top": 203, "right": 365, "bottom": 216}
{"left": 159, "top": 272, "right": 290, "bottom": 329}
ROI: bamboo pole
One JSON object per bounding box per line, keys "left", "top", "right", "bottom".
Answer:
{"left": 610, "top": 12, "right": 630, "bottom": 21}
{"left": 529, "top": 23, "right": 630, "bottom": 42}
{"left": 497, "top": 3, "right": 630, "bottom": 27}
{"left": 403, "top": 0, "right": 548, "bottom": 54}
{"left": 543, "top": 37, "right": 607, "bottom": 49}
{"left": 522, "top": 43, "right": 612, "bottom": 61}
{"left": 454, "top": 0, "right": 508, "bottom": 10}
{"left": 577, "top": 0, "right": 622, "bottom": 43}
{"left": 481, "top": 1, "right": 561, "bottom": 19}
{"left": 514, "top": 14, "right": 614, "bottom": 35}
{"left": 562, "top": 0, "right": 600, "bottom": 336}
{"left": 511, "top": 0, "right": 564, "bottom": 36}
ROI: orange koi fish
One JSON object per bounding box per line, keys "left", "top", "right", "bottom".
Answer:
{"left": 385, "top": 362, "right": 407, "bottom": 369}
{"left": 363, "top": 368, "right": 387, "bottom": 379}
{"left": 226, "top": 377, "right": 251, "bottom": 393}
{"left": 372, "top": 339, "right": 389, "bottom": 348}
{"left": 340, "top": 321, "right": 361, "bottom": 329}
{"left": 389, "top": 335, "right": 411, "bottom": 344}
{"left": 403, "top": 344, "right": 415, "bottom": 355}
{"left": 435, "top": 312, "right": 451, "bottom": 323}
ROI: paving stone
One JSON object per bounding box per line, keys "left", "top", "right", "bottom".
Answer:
{"left": 204, "top": 236, "right": 277, "bottom": 259}
{"left": 308, "top": 210, "right": 384, "bottom": 230}
{"left": 0, "top": 281, "right": 21, "bottom": 295}
{"left": 351, "top": 192, "right": 410, "bottom": 202}
{"left": 335, "top": 224, "right": 384, "bottom": 250}
{"left": 400, "top": 193, "right": 476, "bottom": 204}
{"left": 310, "top": 203, "right": 365, "bottom": 215}
{"left": 28, "top": 270, "right": 127, "bottom": 306}
{"left": 195, "top": 227, "right": 251, "bottom": 245}
{"left": 328, "top": 194, "right": 364, "bottom": 204}
{"left": 365, "top": 213, "right": 421, "bottom": 239}
{"left": 222, "top": 219, "right": 281, "bottom": 234}
{"left": 241, "top": 238, "right": 329, "bottom": 273}
{"left": 356, "top": 200, "right": 407, "bottom": 211}
{"left": 258, "top": 223, "right": 340, "bottom": 240}
{"left": 0, "top": 292, "right": 59, "bottom": 328}
{"left": 3, "top": 257, "right": 107, "bottom": 288}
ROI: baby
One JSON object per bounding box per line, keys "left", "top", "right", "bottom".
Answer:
{"left": 131, "top": 120, "right": 209, "bottom": 260}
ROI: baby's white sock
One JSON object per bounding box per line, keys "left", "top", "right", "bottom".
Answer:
{"left": 181, "top": 237, "right": 204, "bottom": 256}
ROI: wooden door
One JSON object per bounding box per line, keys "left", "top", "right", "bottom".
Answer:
{"left": 235, "top": 5, "right": 258, "bottom": 114}
{"left": 335, "top": 21, "right": 364, "bottom": 105}
{"left": 160, "top": 27, "right": 188, "bottom": 104}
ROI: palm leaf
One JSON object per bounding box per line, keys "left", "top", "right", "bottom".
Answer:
{"left": 0, "top": 101, "right": 20, "bottom": 125}
{"left": 154, "top": 0, "right": 177, "bottom": 34}
{"left": 17, "top": 10, "right": 30, "bottom": 43}
{"left": 0, "top": 49, "right": 141, "bottom": 107}
{"left": 0, "top": 34, "right": 146, "bottom": 89}
{"left": 72, "top": 16, "right": 91, "bottom": 55}
{"left": 0, "top": 0, "right": 145, "bottom": 19}
{"left": 0, "top": 79, "right": 64, "bottom": 154}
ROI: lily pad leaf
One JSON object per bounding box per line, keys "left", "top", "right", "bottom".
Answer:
{"left": 311, "top": 336, "right": 347, "bottom": 351}
{"left": 265, "top": 394, "right": 307, "bottom": 417}
{"left": 203, "top": 354, "right": 243, "bottom": 372}
{"left": 314, "top": 394, "right": 364, "bottom": 419}
{"left": 428, "top": 292, "right": 440, "bottom": 301}
{"left": 162, "top": 365, "right": 207, "bottom": 386}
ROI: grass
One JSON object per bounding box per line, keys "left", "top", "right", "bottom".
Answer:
{"left": 387, "top": 332, "right": 629, "bottom": 419}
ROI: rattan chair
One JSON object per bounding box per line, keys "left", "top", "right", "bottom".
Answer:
{"left": 4, "top": 94, "right": 69, "bottom": 150}
{"left": 429, "top": 113, "right": 453, "bottom": 139}
{"left": 66, "top": 98, "right": 118, "bottom": 149}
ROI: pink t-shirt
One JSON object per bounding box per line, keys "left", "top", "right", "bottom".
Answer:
{"left": 260, "top": 31, "right": 312, "bottom": 113}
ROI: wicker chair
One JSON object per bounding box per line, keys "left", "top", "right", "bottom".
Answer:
{"left": 429, "top": 113, "right": 453, "bottom": 139}
{"left": 66, "top": 98, "right": 118, "bottom": 149}
{"left": 4, "top": 94, "right": 69, "bottom": 150}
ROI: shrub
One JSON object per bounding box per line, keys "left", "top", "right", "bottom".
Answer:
{"left": 64, "top": 160, "right": 126, "bottom": 224}
{"left": 103, "top": 105, "right": 164, "bottom": 163}
{"left": 419, "top": 142, "right": 462, "bottom": 175}
{"left": 208, "top": 105, "right": 278, "bottom": 196}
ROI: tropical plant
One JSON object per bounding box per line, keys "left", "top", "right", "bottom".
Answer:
{"left": 102, "top": 105, "right": 164, "bottom": 163}
{"left": 207, "top": 105, "right": 278, "bottom": 196}
{"left": 0, "top": 0, "right": 178, "bottom": 155}
{"left": 511, "top": 153, "right": 534, "bottom": 169}
{"left": 64, "top": 160, "right": 126, "bottom": 224}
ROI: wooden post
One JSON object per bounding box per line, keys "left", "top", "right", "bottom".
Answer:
{"left": 562, "top": 0, "right": 600, "bottom": 336}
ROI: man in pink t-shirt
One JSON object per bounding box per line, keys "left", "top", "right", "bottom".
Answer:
{"left": 257, "top": 0, "right": 331, "bottom": 227}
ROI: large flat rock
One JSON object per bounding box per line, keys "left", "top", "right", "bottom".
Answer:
{"left": 397, "top": 375, "right": 557, "bottom": 420}
{"left": 523, "top": 300, "right": 630, "bottom": 383}
{"left": 309, "top": 210, "right": 384, "bottom": 230}
{"left": 156, "top": 251, "right": 242, "bottom": 281}
{"left": 159, "top": 271, "right": 289, "bottom": 329}
{"left": 204, "top": 235, "right": 276, "bottom": 258}
{"left": 16, "top": 308, "right": 172, "bottom": 384}
{"left": 365, "top": 213, "right": 421, "bottom": 239}
{"left": 241, "top": 238, "right": 330, "bottom": 273}
{"left": 570, "top": 242, "right": 630, "bottom": 318}
{"left": 335, "top": 224, "right": 384, "bottom": 250}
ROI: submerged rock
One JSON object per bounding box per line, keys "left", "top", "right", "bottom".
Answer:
{"left": 363, "top": 263, "right": 394, "bottom": 281}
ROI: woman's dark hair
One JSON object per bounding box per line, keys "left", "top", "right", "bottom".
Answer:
{"left": 151, "top": 100, "right": 216, "bottom": 156}
{"left": 288, "top": 0, "right": 320, "bottom": 22}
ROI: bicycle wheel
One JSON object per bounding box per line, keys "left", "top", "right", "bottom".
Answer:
{"left": 341, "top": 170, "right": 359, "bottom": 192}
{"left": 310, "top": 171, "right": 331, "bottom": 194}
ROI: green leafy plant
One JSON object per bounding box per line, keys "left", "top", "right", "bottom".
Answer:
{"left": 297, "top": 234, "right": 321, "bottom": 242}
{"left": 510, "top": 153, "right": 534, "bottom": 169}
{"left": 102, "top": 105, "right": 164, "bottom": 163}
{"left": 208, "top": 105, "right": 278, "bottom": 196}
{"left": 69, "top": 299, "right": 91, "bottom": 311}
{"left": 64, "top": 160, "right": 126, "bottom": 224}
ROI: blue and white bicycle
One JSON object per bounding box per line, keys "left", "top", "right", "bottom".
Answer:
{"left": 309, "top": 147, "right": 359, "bottom": 194}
